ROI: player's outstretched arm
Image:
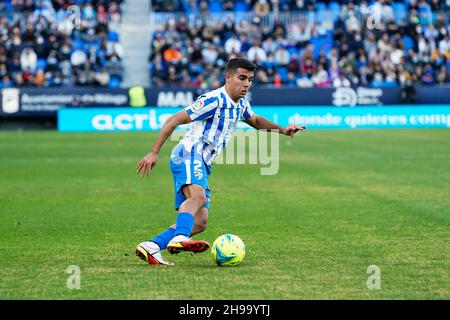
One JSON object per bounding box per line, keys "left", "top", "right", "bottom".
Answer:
{"left": 244, "top": 115, "right": 306, "bottom": 138}
{"left": 136, "top": 110, "right": 192, "bottom": 177}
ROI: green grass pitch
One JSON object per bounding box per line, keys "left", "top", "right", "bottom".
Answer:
{"left": 0, "top": 129, "right": 449, "bottom": 299}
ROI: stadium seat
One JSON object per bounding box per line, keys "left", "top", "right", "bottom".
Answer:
{"left": 316, "top": 3, "right": 326, "bottom": 12}
{"left": 234, "top": 1, "right": 248, "bottom": 12}
{"left": 4, "top": 0, "right": 12, "bottom": 14}
{"left": 262, "top": 59, "right": 276, "bottom": 70}
{"left": 328, "top": 2, "right": 341, "bottom": 22}
{"left": 310, "top": 37, "right": 331, "bottom": 59}
{"left": 278, "top": 67, "right": 288, "bottom": 82}
{"left": 287, "top": 46, "right": 297, "bottom": 56}
{"left": 392, "top": 3, "right": 407, "bottom": 23}
{"left": 209, "top": 1, "right": 222, "bottom": 13}
{"left": 72, "top": 39, "right": 85, "bottom": 51}
{"left": 108, "top": 31, "right": 120, "bottom": 42}
{"left": 382, "top": 80, "right": 398, "bottom": 88}
{"left": 316, "top": 8, "right": 329, "bottom": 24}
{"left": 403, "top": 35, "right": 414, "bottom": 52}
{"left": 328, "top": 2, "right": 340, "bottom": 12}
{"left": 108, "top": 76, "right": 121, "bottom": 88}
{"left": 37, "top": 59, "right": 47, "bottom": 71}
{"left": 370, "top": 81, "right": 382, "bottom": 88}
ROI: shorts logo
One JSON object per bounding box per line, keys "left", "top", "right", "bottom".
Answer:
{"left": 193, "top": 100, "right": 203, "bottom": 110}
{"left": 194, "top": 170, "right": 203, "bottom": 180}
{"left": 193, "top": 160, "right": 203, "bottom": 180}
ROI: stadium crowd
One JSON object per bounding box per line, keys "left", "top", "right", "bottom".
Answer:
{"left": 149, "top": 0, "right": 450, "bottom": 89}
{"left": 0, "top": 0, "right": 124, "bottom": 88}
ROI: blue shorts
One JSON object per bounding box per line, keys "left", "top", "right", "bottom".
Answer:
{"left": 170, "top": 143, "right": 211, "bottom": 211}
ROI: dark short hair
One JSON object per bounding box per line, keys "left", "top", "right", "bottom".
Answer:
{"left": 226, "top": 58, "right": 257, "bottom": 73}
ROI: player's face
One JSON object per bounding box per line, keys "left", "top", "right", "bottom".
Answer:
{"left": 226, "top": 68, "right": 254, "bottom": 100}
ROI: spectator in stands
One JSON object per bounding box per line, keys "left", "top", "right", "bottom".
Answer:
{"left": 71, "top": 48, "right": 88, "bottom": 67}
{"left": 254, "top": 0, "right": 270, "bottom": 17}
{"left": 293, "top": 21, "right": 312, "bottom": 49}
{"left": 225, "top": 34, "right": 242, "bottom": 55}
{"left": 20, "top": 46, "right": 37, "bottom": 73}
{"left": 296, "top": 74, "right": 314, "bottom": 88}
{"left": 34, "top": 68, "right": 46, "bottom": 86}
{"left": 1, "top": 0, "right": 124, "bottom": 87}
{"left": 201, "top": 42, "right": 218, "bottom": 65}
{"left": 312, "top": 64, "right": 331, "bottom": 87}
{"left": 439, "top": 34, "right": 450, "bottom": 57}
{"left": 179, "top": 69, "right": 192, "bottom": 88}
{"left": 333, "top": 73, "right": 351, "bottom": 88}
{"left": 94, "top": 68, "right": 110, "bottom": 86}
{"left": 261, "top": 36, "right": 277, "bottom": 54}
{"left": 9, "top": 54, "right": 22, "bottom": 78}
{"left": 390, "top": 43, "right": 404, "bottom": 65}
{"left": 97, "top": 4, "right": 108, "bottom": 24}
{"left": 108, "top": 1, "right": 122, "bottom": 24}
{"left": 436, "top": 65, "right": 449, "bottom": 83}
{"left": 0, "top": 64, "right": 8, "bottom": 78}
{"left": 273, "top": 72, "right": 282, "bottom": 87}
{"left": 222, "top": 0, "right": 235, "bottom": 11}
{"left": 286, "top": 53, "right": 300, "bottom": 74}
{"left": 274, "top": 45, "right": 290, "bottom": 66}
{"left": 148, "top": 0, "right": 450, "bottom": 88}
{"left": 421, "top": 63, "right": 435, "bottom": 83}
{"left": 0, "top": 75, "right": 13, "bottom": 88}
{"left": 247, "top": 40, "right": 267, "bottom": 63}
{"left": 255, "top": 68, "right": 270, "bottom": 85}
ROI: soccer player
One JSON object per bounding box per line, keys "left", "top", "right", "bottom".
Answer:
{"left": 135, "top": 58, "right": 305, "bottom": 266}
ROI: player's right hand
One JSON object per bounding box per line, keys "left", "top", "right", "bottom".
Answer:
{"left": 136, "top": 152, "right": 158, "bottom": 177}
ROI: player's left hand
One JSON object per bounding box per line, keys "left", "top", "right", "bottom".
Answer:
{"left": 136, "top": 152, "right": 158, "bottom": 177}
{"left": 283, "top": 124, "right": 306, "bottom": 138}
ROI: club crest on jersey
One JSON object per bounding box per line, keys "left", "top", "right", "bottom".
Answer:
{"left": 193, "top": 100, "right": 203, "bottom": 110}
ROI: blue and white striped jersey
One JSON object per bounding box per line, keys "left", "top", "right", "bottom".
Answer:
{"left": 179, "top": 86, "right": 255, "bottom": 169}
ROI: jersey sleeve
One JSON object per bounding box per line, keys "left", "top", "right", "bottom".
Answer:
{"left": 241, "top": 98, "right": 255, "bottom": 120}
{"left": 184, "top": 95, "right": 219, "bottom": 122}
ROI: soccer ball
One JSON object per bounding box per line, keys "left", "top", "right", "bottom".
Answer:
{"left": 211, "top": 234, "right": 245, "bottom": 267}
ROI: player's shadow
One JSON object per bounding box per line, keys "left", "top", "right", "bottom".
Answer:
{"left": 124, "top": 250, "right": 252, "bottom": 269}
